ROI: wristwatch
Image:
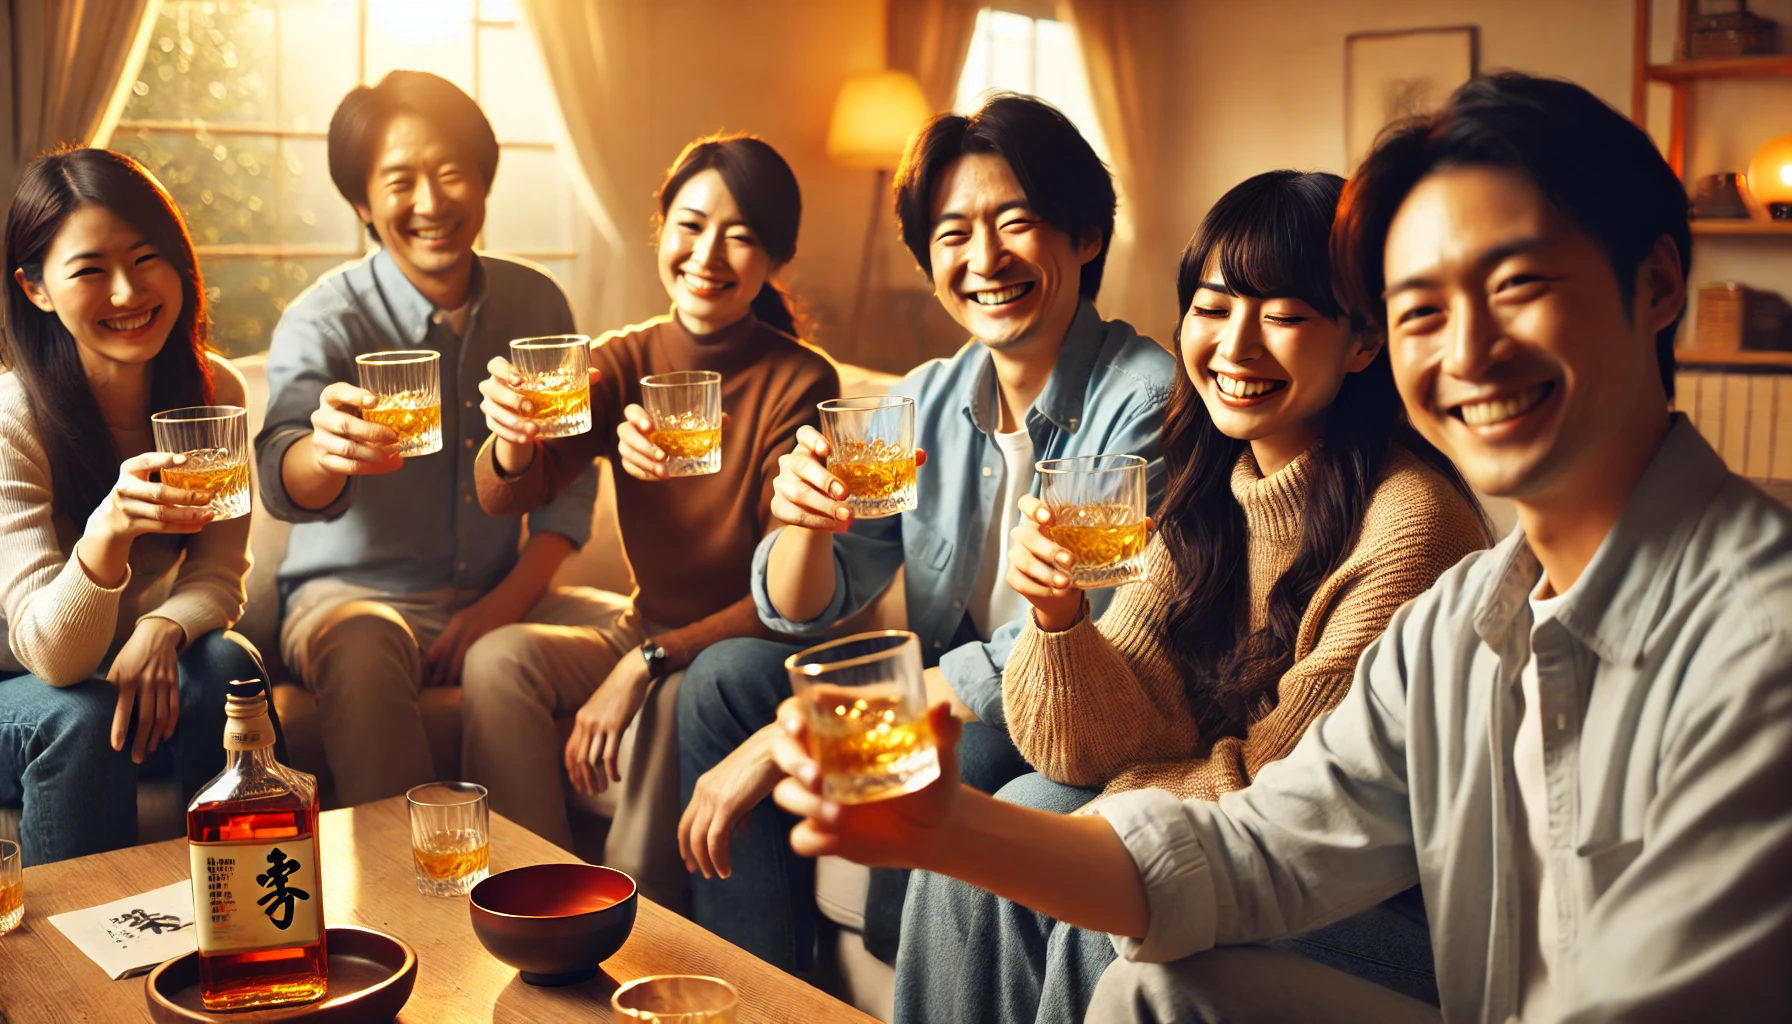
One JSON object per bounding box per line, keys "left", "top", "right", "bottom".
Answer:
{"left": 639, "top": 636, "right": 671, "bottom": 681}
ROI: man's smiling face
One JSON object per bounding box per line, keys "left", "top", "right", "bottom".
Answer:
{"left": 1381, "top": 164, "right": 1678, "bottom": 501}
{"left": 925, "top": 152, "right": 1097, "bottom": 352}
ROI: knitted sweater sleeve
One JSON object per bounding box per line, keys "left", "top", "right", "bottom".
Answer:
{"left": 1002, "top": 537, "right": 1200, "bottom": 787}
{"left": 1105, "top": 461, "right": 1490, "bottom": 801}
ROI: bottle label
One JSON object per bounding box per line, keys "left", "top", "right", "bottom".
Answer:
{"left": 223, "top": 711, "right": 275, "bottom": 752}
{"left": 189, "top": 838, "right": 321, "bottom": 953}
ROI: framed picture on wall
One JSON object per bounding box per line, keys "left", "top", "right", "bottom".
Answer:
{"left": 1345, "top": 26, "right": 1479, "bottom": 170}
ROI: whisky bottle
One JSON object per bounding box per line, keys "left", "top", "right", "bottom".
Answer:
{"left": 186, "top": 679, "right": 328, "bottom": 1011}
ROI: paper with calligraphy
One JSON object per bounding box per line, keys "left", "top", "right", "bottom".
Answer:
{"left": 47, "top": 879, "right": 198, "bottom": 979}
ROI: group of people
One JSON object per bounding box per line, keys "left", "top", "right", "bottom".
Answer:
{"left": 0, "top": 61, "right": 1784, "bottom": 1024}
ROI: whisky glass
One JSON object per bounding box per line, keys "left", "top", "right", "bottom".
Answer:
{"left": 818, "top": 396, "right": 917, "bottom": 518}
{"left": 151, "top": 405, "right": 251, "bottom": 520}
{"left": 0, "top": 839, "right": 19, "bottom": 936}
{"left": 1036, "top": 453, "right": 1149, "bottom": 589}
{"left": 785, "top": 630, "right": 938, "bottom": 804}
{"left": 406, "top": 782, "right": 490, "bottom": 897}
{"left": 509, "top": 334, "right": 592, "bottom": 439}
{"left": 356, "top": 350, "right": 443, "bottom": 457}
{"left": 640, "top": 370, "right": 723, "bottom": 476}
{"left": 612, "top": 974, "right": 738, "bottom": 1023}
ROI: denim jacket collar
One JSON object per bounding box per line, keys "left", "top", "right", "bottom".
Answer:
{"left": 963, "top": 299, "right": 1107, "bottom": 437}
{"left": 370, "top": 247, "right": 489, "bottom": 346}
{"left": 1473, "top": 414, "right": 1728, "bottom": 665}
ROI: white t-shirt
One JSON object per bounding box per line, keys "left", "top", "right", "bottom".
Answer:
{"left": 1515, "top": 578, "right": 1572, "bottom": 1019}
{"left": 969, "top": 424, "right": 1036, "bottom": 637}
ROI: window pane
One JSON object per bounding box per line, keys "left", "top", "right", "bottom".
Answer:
{"left": 365, "top": 0, "right": 475, "bottom": 93}
{"left": 483, "top": 147, "right": 573, "bottom": 254}
{"left": 478, "top": 23, "right": 555, "bottom": 144}
{"left": 114, "top": 129, "right": 279, "bottom": 247}
{"left": 277, "top": 0, "right": 360, "bottom": 131}
{"left": 955, "top": 9, "right": 993, "bottom": 110}
{"left": 1034, "top": 19, "right": 1108, "bottom": 162}
{"left": 203, "top": 255, "right": 348, "bottom": 357}
{"left": 987, "top": 10, "right": 1035, "bottom": 94}
{"left": 279, "top": 138, "right": 360, "bottom": 248}
{"left": 129, "top": 0, "right": 276, "bottom": 125}
{"left": 478, "top": 0, "right": 520, "bottom": 22}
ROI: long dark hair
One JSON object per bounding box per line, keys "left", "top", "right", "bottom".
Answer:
{"left": 3, "top": 147, "right": 214, "bottom": 522}
{"left": 1159, "top": 170, "right": 1479, "bottom": 743}
{"left": 655, "top": 133, "right": 805, "bottom": 337}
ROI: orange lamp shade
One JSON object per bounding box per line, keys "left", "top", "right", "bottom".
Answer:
{"left": 826, "top": 71, "right": 933, "bottom": 171}
{"left": 1747, "top": 134, "right": 1792, "bottom": 219}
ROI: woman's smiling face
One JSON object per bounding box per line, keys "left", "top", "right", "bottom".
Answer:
{"left": 658, "top": 167, "right": 774, "bottom": 335}
{"left": 1180, "top": 255, "right": 1379, "bottom": 466}
{"left": 14, "top": 203, "right": 183, "bottom": 372}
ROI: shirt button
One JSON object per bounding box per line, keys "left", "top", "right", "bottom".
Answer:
{"left": 933, "top": 640, "right": 943, "bottom": 649}
{"left": 951, "top": 600, "right": 963, "bottom": 609}
{"left": 463, "top": 438, "right": 474, "bottom": 449}
{"left": 982, "top": 466, "right": 993, "bottom": 477}
{"left": 456, "top": 561, "right": 467, "bottom": 571}
{"left": 463, "top": 494, "right": 473, "bottom": 504}
{"left": 464, "top": 400, "right": 474, "bottom": 409}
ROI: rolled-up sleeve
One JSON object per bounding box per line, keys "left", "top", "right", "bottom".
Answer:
{"left": 255, "top": 305, "right": 355, "bottom": 523}
{"left": 1095, "top": 787, "right": 1219, "bottom": 962}
{"left": 525, "top": 460, "right": 597, "bottom": 549}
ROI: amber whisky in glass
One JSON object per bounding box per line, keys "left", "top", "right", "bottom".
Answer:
{"left": 187, "top": 680, "right": 328, "bottom": 1011}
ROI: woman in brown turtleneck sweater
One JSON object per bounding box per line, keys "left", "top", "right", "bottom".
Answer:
{"left": 465, "top": 134, "right": 837, "bottom": 905}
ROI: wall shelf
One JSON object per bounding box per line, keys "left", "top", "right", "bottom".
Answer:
{"left": 1676, "top": 349, "right": 1792, "bottom": 370}
{"left": 1645, "top": 55, "right": 1792, "bottom": 82}
{"left": 1691, "top": 220, "right": 1792, "bottom": 236}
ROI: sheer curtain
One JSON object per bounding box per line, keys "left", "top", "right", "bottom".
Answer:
{"left": 0, "top": 0, "right": 159, "bottom": 201}
{"left": 1061, "top": 0, "right": 1178, "bottom": 344}
{"left": 519, "top": 0, "right": 667, "bottom": 332}
{"left": 887, "top": 0, "right": 982, "bottom": 112}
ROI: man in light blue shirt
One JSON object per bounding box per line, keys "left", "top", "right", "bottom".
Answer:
{"left": 254, "top": 72, "right": 603, "bottom": 811}
{"left": 674, "top": 95, "right": 1174, "bottom": 972}
{"left": 765, "top": 74, "right": 1792, "bottom": 1024}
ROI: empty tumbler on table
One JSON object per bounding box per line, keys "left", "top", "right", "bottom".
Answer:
{"left": 640, "top": 370, "right": 723, "bottom": 476}
{"left": 151, "top": 405, "right": 251, "bottom": 520}
{"left": 406, "top": 782, "right": 490, "bottom": 897}
{"left": 356, "top": 350, "right": 443, "bottom": 457}
{"left": 509, "top": 335, "right": 592, "bottom": 438}
{"left": 612, "top": 974, "right": 739, "bottom": 1022}
{"left": 785, "top": 630, "right": 939, "bottom": 804}
{"left": 1036, "top": 453, "right": 1150, "bottom": 588}
{"left": 817, "top": 396, "right": 917, "bottom": 518}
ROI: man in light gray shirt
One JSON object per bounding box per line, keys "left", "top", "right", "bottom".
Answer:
{"left": 764, "top": 73, "right": 1792, "bottom": 1023}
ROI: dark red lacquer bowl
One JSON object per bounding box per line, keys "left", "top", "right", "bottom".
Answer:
{"left": 469, "top": 863, "right": 638, "bottom": 986}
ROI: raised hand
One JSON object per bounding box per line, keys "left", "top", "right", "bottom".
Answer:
{"left": 1005, "top": 495, "right": 1085, "bottom": 631}
{"left": 308, "top": 381, "right": 402, "bottom": 477}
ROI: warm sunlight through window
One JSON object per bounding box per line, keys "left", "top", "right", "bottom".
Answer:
{"left": 954, "top": 7, "right": 1109, "bottom": 165}
{"left": 113, "top": 0, "right": 588, "bottom": 356}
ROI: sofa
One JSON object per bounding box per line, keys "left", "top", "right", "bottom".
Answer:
{"left": 0, "top": 352, "right": 901, "bottom": 1019}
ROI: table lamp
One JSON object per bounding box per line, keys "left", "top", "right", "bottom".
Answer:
{"left": 1748, "top": 134, "right": 1792, "bottom": 220}
{"left": 828, "top": 70, "right": 932, "bottom": 348}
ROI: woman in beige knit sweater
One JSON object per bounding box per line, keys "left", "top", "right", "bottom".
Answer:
{"left": 0, "top": 149, "right": 267, "bottom": 865}
{"left": 891, "top": 171, "right": 1490, "bottom": 1024}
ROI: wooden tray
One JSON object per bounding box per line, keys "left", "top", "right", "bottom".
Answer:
{"left": 145, "top": 926, "right": 416, "bottom": 1023}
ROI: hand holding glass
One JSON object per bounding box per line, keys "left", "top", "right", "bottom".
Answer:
{"left": 151, "top": 405, "right": 250, "bottom": 520}
{"left": 509, "top": 335, "right": 592, "bottom": 438}
{"left": 407, "top": 782, "right": 490, "bottom": 897}
{"left": 1036, "top": 454, "right": 1149, "bottom": 588}
{"left": 785, "top": 631, "right": 938, "bottom": 804}
{"left": 640, "top": 371, "right": 723, "bottom": 477}
{"left": 818, "top": 396, "right": 917, "bottom": 518}
{"left": 356, "top": 350, "right": 442, "bottom": 457}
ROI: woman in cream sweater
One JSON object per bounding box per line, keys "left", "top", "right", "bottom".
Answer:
{"left": 892, "top": 171, "right": 1491, "bottom": 1024}
{"left": 0, "top": 149, "right": 266, "bottom": 865}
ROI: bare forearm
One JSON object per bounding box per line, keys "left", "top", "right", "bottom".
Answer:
{"left": 933, "top": 787, "right": 1149, "bottom": 938}
{"left": 495, "top": 531, "right": 575, "bottom": 605}
{"left": 764, "top": 526, "right": 839, "bottom": 624}
{"left": 280, "top": 435, "right": 349, "bottom": 511}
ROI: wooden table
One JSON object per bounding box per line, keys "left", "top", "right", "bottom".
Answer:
{"left": 0, "top": 797, "right": 879, "bottom": 1023}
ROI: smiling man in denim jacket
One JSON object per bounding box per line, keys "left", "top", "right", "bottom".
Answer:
{"left": 673, "top": 94, "right": 1175, "bottom": 973}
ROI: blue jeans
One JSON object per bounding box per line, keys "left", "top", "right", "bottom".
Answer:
{"left": 678, "top": 637, "right": 1031, "bottom": 973}
{"left": 0, "top": 629, "right": 268, "bottom": 865}
{"left": 894, "top": 773, "right": 1439, "bottom": 1024}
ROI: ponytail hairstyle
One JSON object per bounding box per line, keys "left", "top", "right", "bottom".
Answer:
{"left": 3, "top": 147, "right": 214, "bottom": 523}
{"left": 655, "top": 132, "right": 805, "bottom": 337}
{"left": 1157, "top": 170, "right": 1481, "bottom": 743}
